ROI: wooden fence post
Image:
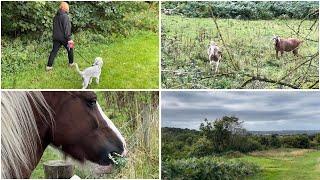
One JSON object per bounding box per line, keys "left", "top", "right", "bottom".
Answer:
{"left": 43, "top": 160, "right": 74, "bottom": 179}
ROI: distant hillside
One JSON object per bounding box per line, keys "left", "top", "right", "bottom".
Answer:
{"left": 163, "top": 127, "right": 320, "bottom": 135}
{"left": 249, "top": 130, "right": 320, "bottom": 136}
{"left": 162, "top": 127, "right": 200, "bottom": 134}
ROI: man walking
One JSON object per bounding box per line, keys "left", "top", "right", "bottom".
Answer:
{"left": 47, "top": 1, "right": 74, "bottom": 71}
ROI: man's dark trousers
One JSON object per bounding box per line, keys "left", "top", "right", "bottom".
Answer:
{"left": 47, "top": 40, "right": 74, "bottom": 67}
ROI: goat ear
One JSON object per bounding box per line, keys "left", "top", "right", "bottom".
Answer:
{"left": 92, "top": 60, "right": 98, "bottom": 66}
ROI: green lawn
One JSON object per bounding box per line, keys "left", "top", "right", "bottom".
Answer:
{"left": 2, "top": 31, "right": 159, "bottom": 89}
{"left": 161, "top": 15, "right": 319, "bottom": 89}
{"left": 239, "top": 149, "right": 320, "bottom": 180}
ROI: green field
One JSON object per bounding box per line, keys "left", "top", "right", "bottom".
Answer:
{"left": 240, "top": 148, "right": 320, "bottom": 180}
{"left": 161, "top": 15, "right": 319, "bottom": 89}
{"left": 31, "top": 92, "right": 159, "bottom": 179}
{"left": 1, "top": 31, "right": 159, "bottom": 89}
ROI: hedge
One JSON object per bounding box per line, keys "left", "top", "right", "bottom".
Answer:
{"left": 162, "top": 1, "right": 318, "bottom": 20}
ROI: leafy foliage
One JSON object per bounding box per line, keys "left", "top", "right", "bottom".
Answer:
{"left": 162, "top": 157, "right": 259, "bottom": 180}
{"left": 162, "top": 1, "right": 318, "bottom": 20}
{"left": 200, "top": 116, "right": 245, "bottom": 153}
{"left": 1, "top": 1, "right": 158, "bottom": 37}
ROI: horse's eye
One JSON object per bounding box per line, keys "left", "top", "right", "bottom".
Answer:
{"left": 87, "top": 100, "right": 96, "bottom": 108}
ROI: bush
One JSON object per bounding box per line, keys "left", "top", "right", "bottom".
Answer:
{"left": 281, "top": 135, "right": 311, "bottom": 148}
{"left": 189, "top": 137, "right": 214, "bottom": 157}
{"left": 1, "top": 1, "right": 158, "bottom": 37}
{"left": 162, "top": 157, "right": 260, "bottom": 180}
{"left": 162, "top": 1, "right": 318, "bottom": 20}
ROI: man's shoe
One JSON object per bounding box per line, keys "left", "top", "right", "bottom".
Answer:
{"left": 69, "top": 63, "right": 75, "bottom": 67}
{"left": 46, "top": 66, "right": 53, "bottom": 71}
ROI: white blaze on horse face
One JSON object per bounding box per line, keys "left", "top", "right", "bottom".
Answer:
{"left": 97, "top": 103, "right": 127, "bottom": 155}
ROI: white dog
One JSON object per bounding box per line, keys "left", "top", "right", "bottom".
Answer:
{"left": 207, "top": 41, "right": 222, "bottom": 73}
{"left": 75, "top": 57, "right": 103, "bottom": 89}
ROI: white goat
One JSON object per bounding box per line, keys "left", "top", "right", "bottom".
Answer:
{"left": 207, "top": 41, "right": 222, "bottom": 73}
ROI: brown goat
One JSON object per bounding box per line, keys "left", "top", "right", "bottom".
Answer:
{"left": 273, "top": 35, "right": 303, "bottom": 58}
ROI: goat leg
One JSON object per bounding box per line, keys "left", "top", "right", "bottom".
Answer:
{"left": 293, "top": 49, "right": 298, "bottom": 56}
{"left": 215, "top": 60, "right": 220, "bottom": 73}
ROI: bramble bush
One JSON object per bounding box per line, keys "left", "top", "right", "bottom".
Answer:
{"left": 162, "top": 1, "right": 318, "bottom": 20}
{"left": 162, "top": 157, "right": 260, "bottom": 180}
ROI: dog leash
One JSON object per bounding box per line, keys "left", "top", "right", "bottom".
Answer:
{"left": 74, "top": 49, "right": 92, "bottom": 65}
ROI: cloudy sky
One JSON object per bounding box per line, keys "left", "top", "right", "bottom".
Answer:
{"left": 162, "top": 91, "right": 320, "bottom": 131}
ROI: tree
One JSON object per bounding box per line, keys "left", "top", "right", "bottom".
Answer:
{"left": 199, "top": 116, "right": 245, "bottom": 153}
{"left": 270, "top": 134, "right": 281, "bottom": 148}
{"left": 315, "top": 133, "right": 320, "bottom": 143}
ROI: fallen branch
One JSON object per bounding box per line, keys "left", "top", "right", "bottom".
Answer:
{"left": 199, "top": 72, "right": 236, "bottom": 80}
{"left": 241, "top": 74, "right": 300, "bottom": 89}
{"left": 279, "top": 52, "right": 318, "bottom": 82}
{"left": 308, "top": 80, "right": 319, "bottom": 89}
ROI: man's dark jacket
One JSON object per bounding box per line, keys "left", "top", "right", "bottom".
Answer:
{"left": 52, "top": 9, "right": 71, "bottom": 42}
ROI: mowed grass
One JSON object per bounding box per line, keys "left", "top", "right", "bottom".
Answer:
{"left": 162, "top": 15, "right": 319, "bottom": 89}
{"left": 2, "top": 31, "right": 159, "bottom": 89}
{"left": 237, "top": 148, "right": 320, "bottom": 180}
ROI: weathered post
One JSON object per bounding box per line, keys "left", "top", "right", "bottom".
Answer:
{"left": 43, "top": 160, "right": 74, "bottom": 179}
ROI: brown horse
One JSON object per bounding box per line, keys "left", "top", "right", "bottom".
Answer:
{"left": 1, "top": 91, "right": 127, "bottom": 178}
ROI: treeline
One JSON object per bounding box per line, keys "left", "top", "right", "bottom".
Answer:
{"left": 162, "top": 116, "right": 320, "bottom": 161}
{"left": 162, "top": 1, "right": 318, "bottom": 20}
{"left": 1, "top": 1, "right": 158, "bottom": 37}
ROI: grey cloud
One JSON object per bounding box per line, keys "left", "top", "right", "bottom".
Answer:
{"left": 162, "top": 91, "right": 320, "bottom": 131}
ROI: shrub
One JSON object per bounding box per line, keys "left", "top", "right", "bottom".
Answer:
{"left": 281, "top": 135, "right": 311, "bottom": 148}
{"left": 162, "top": 1, "right": 318, "bottom": 20}
{"left": 189, "top": 137, "right": 214, "bottom": 157}
{"left": 1, "top": 1, "right": 158, "bottom": 37}
{"left": 162, "top": 157, "right": 260, "bottom": 180}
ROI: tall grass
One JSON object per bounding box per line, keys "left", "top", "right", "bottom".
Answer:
{"left": 31, "top": 91, "right": 159, "bottom": 179}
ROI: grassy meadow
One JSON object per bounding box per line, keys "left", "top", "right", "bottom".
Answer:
{"left": 31, "top": 92, "right": 159, "bottom": 179}
{"left": 241, "top": 148, "right": 320, "bottom": 180}
{"left": 2, "top": 31, "right": 159, "bottom": 89}
{"left": 161, "top": 15, "right": 319, "bottom": 89}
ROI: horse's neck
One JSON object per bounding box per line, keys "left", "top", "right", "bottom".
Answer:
{"left": 22, "top": 99, "right": 53, "bottom": 178}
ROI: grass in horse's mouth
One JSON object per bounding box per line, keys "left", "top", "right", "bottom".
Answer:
{"left": 108, "top": 152, "right": 127, "bottom": 167}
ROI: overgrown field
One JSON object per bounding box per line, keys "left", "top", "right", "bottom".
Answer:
{"left": 31, "top": 92, "right": 159, "bottom": 179}
{"left": 161, "top": 15, "right": 319, "bottom": 89}
{"left": 240, "top": 148, "right": 320, "bottom": 180}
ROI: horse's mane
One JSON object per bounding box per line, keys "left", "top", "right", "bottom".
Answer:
{"left": 1, "top": 91, "right": 53, "bottom": 178}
